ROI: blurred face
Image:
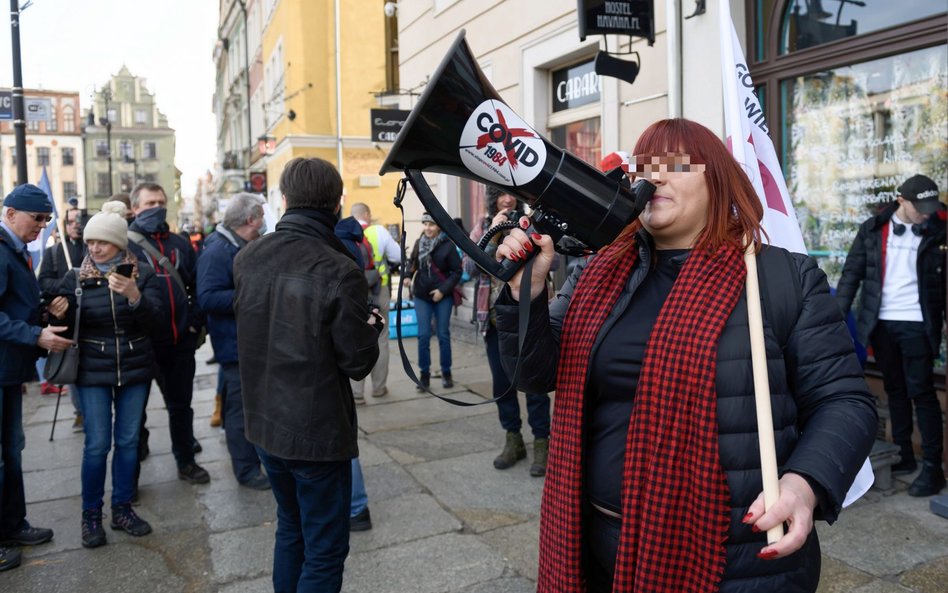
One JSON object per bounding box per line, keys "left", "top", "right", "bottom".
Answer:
{"left": 133, "top": 188, "right": 167, "bottom": 215}
{"left": 632, "top": 152, "right": 709, "bottom": 249}
{"left": 422, "top": 221, "right": 440, "bottom": 238}
{"left": 496, "top": 194, "right": 516, "bottom": 212}
{"left": 86, "top": 239, "right": 121, "bottom": 263}
{"left": 65, "top": 209, "right": 82, "bottom": 240}
{"left": 896, "top": 197, "right": 929, "bottom": 225}
{"left": 4, "top": 208, "right": 50, "bottom": 243}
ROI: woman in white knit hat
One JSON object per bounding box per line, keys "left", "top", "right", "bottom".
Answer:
{"left": 61, "top": 201, "right": 164, "bottom": 548}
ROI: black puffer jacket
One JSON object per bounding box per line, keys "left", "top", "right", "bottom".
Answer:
{"left": 836, "top": 203, "right": 946, "bottom": 352}
{"left": 233, "top": 210, "right": 380, "bottom": 462}
{"left": 406, "top": 235, "right": 462, "bottom": 303}
{"left": 496, "top": 239, "right": 876, "bottom": 593}
{"left": 63, "top": 259, "right": 164, "bottom": 387}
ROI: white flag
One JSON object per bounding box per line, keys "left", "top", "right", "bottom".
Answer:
{"left": 719, "top": 7, "right": 806, "bottom": 255}
{"left": 719, "top": 2, "right": 873, "bottom": 507}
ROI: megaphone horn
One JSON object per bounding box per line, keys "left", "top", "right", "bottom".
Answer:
{"left": 380, "top": 29, "right": 654, "bottom": 282}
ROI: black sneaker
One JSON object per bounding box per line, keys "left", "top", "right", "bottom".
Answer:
{"left": 178, "top": 463, "right": 211, "bottom": 484}
{"left": 0, "top": 524, "right": 54, "bottom": 547}
{"left": 81, "top": 509, "right": 106, "bottom": 548}
{"left": 110, "top": 504, "right": 152, "bottom": 537}
{"left": 350, "top": 507, "right": 372, "bottom": 532}
{"left": 441, "top": 373, "right": 454, "bottom": 389}
{"left": 0, "top": 547, "right": 21, "bottom": 572}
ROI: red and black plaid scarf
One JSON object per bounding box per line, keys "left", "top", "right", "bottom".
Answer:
{"left": 537, "top": 232, "right": 746, "bottom": 593}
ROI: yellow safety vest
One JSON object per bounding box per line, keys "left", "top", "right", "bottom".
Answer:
{"left": 363, "top": 225, "right": 390, "bottom": 286}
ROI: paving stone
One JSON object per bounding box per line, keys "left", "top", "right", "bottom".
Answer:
{"left": 219, "top": 576, "right": 272, "bottom": 593}
{"left": 363, "top": 461, "right": 426, "bottom": 502}
{"left": 199, "top": 486, "right": 276, "bottom": 533}
{"left": 0, "top": 543, "right": 187, "bottom": 593}
{"left": 898, "top": 555, "right": 948, "bottom": 593}
{"left": 408, "top": 450, "right": 542, "bottom": 533}
{"left": 350, "top": 493, "right": 461, "bottom": 553}
{"left": 357, "top": 396, "right": 493, "bottom": 434}
{"left": 480, "top": 519, "right": 540, "bottom": 581}
{"left": 816, "top": 555, "right": 874, "bottom": 593}
{"left": 209, "top": 524, "right": 274, "bottom": 583}
{"left": 355, "top": 438, "right": 392, "bottom": 467}
{"left": 367, "top": 413, "right": 501, "bottom": 464}
{"left": 342, "top": 532, "right": 506, "bottom": 593}
{"left": 851, "top": 582, "right": 915, "bottom": 593}
{"left": 458, "top": 577, "right": 536, "bottom": 593}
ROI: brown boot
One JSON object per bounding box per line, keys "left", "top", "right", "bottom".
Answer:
{"left": 210, "top": 394, "right": 223, "bottom": 427}
{"left": 530, "top": 438, "right": 548, "bottom": 477}
{"left": 493, "top": 431, "right": 526, "bottom": 469}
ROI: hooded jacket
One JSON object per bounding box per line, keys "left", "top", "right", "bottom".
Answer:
{"left": 233, "top": 209, "right": 380, "bottom": 461}
{"left": 0, "top": 225, "right": 43, "bottom": 385}
{"left": 197, "top": 227, "right": 245, "bottom": 364}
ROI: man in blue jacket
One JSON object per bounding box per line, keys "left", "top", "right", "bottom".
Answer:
{"left": 197, "top": 193, "right": 268, "bottom": 490}
{"left": 127, "top": 183, "right": 209, "bottom": 487}
{"left": 0, "top": 185, "right": 72, "bottom": 571}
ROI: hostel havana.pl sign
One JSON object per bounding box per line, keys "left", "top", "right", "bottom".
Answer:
{"left": 577, "top": 1, "right": 655, "bottom": 45}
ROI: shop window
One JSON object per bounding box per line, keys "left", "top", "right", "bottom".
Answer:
{"left": 779, "top": 0, "right": 946, "bottom": 55}
{"left": 550, "top": 117, "right": 601, "bottom": 168}
{"left": 780, "top": 45, "right": 947, "bottom": 286}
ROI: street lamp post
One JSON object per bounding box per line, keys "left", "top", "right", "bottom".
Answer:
{"left": 9, "top": 0, "right": 28, "bottom": 185}
{"left": 88, "top": 87, "right": 114, "bottom": 195}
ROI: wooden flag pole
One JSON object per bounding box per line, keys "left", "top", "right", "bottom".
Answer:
{"left": 744, "top": 241, "right": 784, "bottom": 544}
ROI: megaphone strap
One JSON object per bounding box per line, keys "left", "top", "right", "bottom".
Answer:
{"left": 392, "top": 178, "right": 535, "bottom": 406}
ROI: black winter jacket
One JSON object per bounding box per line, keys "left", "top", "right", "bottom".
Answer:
{"left": 836, "top": 203, "right": 946, "bottom": 353}
{"left": 496, "top": 239, "right": 876, "bottom": 593}
{"left": 127, "top": 223, "right": 204, "bottom": 347}
{"left": 63, "top": 259, "right": 164, "bottom": 387}
{"left": 233, "top": 210, "right": 380, "bottom": 462}
{"left": 406, "top": 235, "right": 462, "bottom": 303}
{"left": 38, "top": 238, "right": 86, "bottom": 295}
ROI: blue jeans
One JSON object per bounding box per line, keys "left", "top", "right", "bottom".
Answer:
{"left": 77, "top": 383, "right": 150, "bottom": 510}
{"left": 351, "top": 458, "right": 367, "bottom": 517}
{"left": 0, "top": 384, "right": 27, "bottom": 535}
{"left": 414, "top": 297, "right": 453, "bottom": 375}
{"left": 257, "top": 448, "right": 351, "bottom": 593}
{"left": 220, "top": 363, "right": 262, "bottom": 483}
{"left": 485, "top": 327, "right": 550, "bottom": 438}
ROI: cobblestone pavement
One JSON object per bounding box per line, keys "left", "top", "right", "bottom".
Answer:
{"left": 3, "top": 329, "right": 947, "bottom": 592}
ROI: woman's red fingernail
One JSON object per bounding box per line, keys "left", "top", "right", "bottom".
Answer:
{"left": 742, "top": 513, "right": 754, "bottom": 523}
{"left": 520, "top": 219, "right": 529, "bottom": 229}
{"left": 531, "top": 232, "right": 543, "bottom": 241}
{"left": 523, "top": 242, "right": 534, "bottom": 252}
{"left": 751, "top": 524, "right": 761, "bottom": 533}
{"left": 757, "top": 550, "right": 779, "bottom": 560}
{"left": 510, "top": 253, "right": 520, "bottom": 262}
{"left": 518, "top": 249, "right": 527, "bottom": 258}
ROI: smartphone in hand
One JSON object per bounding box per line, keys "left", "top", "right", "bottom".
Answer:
{"left": 114, "top": 263, "right": 134, "bottom": 278}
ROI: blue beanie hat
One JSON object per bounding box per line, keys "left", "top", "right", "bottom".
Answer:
{"left": 3, "top": 184, "right": 52, "bottom": 213}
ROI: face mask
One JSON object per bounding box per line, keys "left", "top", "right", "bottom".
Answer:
{"left": 135, "top": 207, "right": 168, "bottom": 233}
{"left": 258, "top": 218, "right": 268, "bottom": 235}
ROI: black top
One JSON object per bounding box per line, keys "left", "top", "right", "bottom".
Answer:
{"left": 586, "top": 248, "right": 689, "bottom": 513}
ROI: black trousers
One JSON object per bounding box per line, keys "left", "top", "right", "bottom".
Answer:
{"left": 584, "top": 504, "right": 621, "bottom": 593}
{"left": 870, "top": 320, "right": 944, "bottom": 464}
{"left": 140, "top": 339, "right": 198, "bottom": 469}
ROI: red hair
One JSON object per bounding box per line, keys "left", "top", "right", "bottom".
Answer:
{"left": 610, "top": 118, "right": 764, "bottom": 257}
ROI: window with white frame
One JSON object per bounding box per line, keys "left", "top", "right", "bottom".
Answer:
{"left": 63, "top": 105, "right": 75, "bottom": 132}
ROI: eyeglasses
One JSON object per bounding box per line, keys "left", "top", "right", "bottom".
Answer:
{"left": 21, "top": 212, "right": 53, "bottom": 223}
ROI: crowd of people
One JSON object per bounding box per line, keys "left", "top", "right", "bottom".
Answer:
{"left": 0, "top": 121, "right": 944, "bottom": 592}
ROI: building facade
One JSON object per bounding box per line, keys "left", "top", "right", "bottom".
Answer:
{"left": 213, "top": 0, "right": 404, "bottom": 229}
{"left": 0, "top": 89, "right": 86, "bottom": 213}
{"left": 83, "top": 67, "right": 179, "bottom": 219}
{"left": 390, "top": 0, "right": 947, "bottom": 286}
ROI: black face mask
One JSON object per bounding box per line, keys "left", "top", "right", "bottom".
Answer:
{"left": 892, "top": 222, "right": 923, "bottom": 237}
{"left": 135, "top": 207, "right": 168, "bottom": 234}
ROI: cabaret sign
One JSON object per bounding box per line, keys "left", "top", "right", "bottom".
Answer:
{"left": 552, "top": 59, "right": 601, "bottom": 112}
{"left": 370, "top": 109, "right": 411, "bottom": 143}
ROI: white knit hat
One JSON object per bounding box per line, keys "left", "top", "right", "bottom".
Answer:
{"left": 84, "top": 201, "right": 129, "bottom": 250}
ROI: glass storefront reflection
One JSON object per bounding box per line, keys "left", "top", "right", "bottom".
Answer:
{"left": 780, "top": 44, "right": 947, "bottom": 286}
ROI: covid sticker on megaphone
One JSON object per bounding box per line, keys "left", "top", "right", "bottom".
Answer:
{"left": 379, "top": 29, "right": 655, "bottom": 283}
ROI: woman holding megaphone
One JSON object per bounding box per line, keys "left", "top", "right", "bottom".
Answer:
{"left": 493, "top": 118, "right": 875, "bottom": 593}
